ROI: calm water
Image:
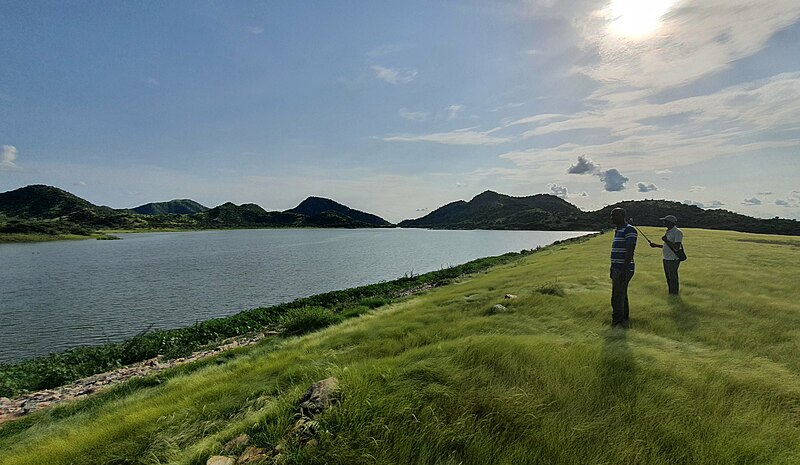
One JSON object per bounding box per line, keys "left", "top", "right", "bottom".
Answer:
{"left": 0, "top": 229, "right": 589, "bottom": 363}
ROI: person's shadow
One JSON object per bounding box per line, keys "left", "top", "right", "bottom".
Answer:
{"left": 594, "top": 329, "right": 638, "bottom": 411}
{"left": 668, "top": 295, "right": 698, "bottom": 334}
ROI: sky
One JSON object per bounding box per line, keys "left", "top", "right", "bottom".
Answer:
{"left": 1, "top": 0, "right": 799, "bottom": 223}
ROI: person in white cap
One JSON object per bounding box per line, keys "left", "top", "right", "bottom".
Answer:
{"left": 649, "top": 215, "right": 683, "bottom": 295}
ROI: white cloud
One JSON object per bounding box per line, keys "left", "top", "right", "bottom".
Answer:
{"left": 689, "top": 186, "right": 706, "bottom": 192}
{"left": 145, "top": 77, "right": 159, "bottom": 86}
{"left": 1, "top": 145, "right": 19, "bottom": 170}
{"left": 577, "top": 0, "right": 800, "bottom": 92}
{"left": 655, "top": 169, "right": 672, "bottom": 175}
{"left": 548, "top": 184, "right": 568, "bottom": 198}
{"left": 684, "top": 200, "right": 705, "bottom": 208}
{"left": 501, "top": 72, "right": 800, "bottom": 174}
{"left": 447, "top": 105, "right": 465, "bottom": 120}
{"left": 637, "top": 182, "right": 658, "bottom": 192}
{"left": 491, "top": 102, "right": 525, "bottom": 112}
{"left": 600, "top": 168, "right": 629, "bottom": 191}
{"left": 399, "top": 108, "right": 428, "bottom": 121}
{"left": 371, "top": 65, "right": 418, "bottom": 84}
{"left": 706, "top": 200, "right": 725, "bottom": 208}
{"left": 742, "top": 197, "right": 762, "bottom": 206}
{"left": 366, "top": 44, "right": 407, "bottom": 58}
{"left": 567, "top": 155, "right": 599, "bottom": 174}
{"left": 382, "top": 128, "right": 510, "bottom": 146}
{"left": 758, "top": 191, "right": 774, "bottom": 195}
{"left": 775, "top": 199, "right": 790, "bottom": 206}
{"left": 74, "top": 181, "right": 87, "bottom": 186}
{"left": 246, "top": 26, "right": 264, "bottom": 35}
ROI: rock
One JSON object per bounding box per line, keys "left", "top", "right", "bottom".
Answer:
{"left": 21, "top": 400, "right": 37, "bottom": 414}
{"left": 237, "top": 446, "right": 270, "bottom": 464}
{"left": 290, "top": 417, "right": 308, "bottom": 434}
{"left": 207, "top": 456, "right": 235, "bottom": 465}
{"left": 223, "top": 433, "right": 250, "bottom": 452}
{"left": 489, "top": 304, "right": 508, "bottom": 314}
{"left": 504, "top": 294, "right": 517, "bottom": 299}
{"left": 297, "top": 377, "right": 339, "bottom": 417}
{"left": 305, "top": 439, "right": 318, "bottom": 448}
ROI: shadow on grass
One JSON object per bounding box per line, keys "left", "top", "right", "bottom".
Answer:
{"left": 668, "top": 295, "right": 698, "bottom": 334}
{"left": 595, "top": 329, "right": 637, "bottom": 410}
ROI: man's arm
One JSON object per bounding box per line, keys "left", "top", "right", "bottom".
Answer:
{"left": 624, "top": 244, "right": 635, "bottom": 272}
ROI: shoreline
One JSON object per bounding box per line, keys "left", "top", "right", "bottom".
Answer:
{"left": 1, "top": 236, "right": 595, "bottom": 398}
{"left": 0, "top": 331, "right": 277, "bottom": 425}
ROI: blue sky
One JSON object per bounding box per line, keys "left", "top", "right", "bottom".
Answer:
{"left": 1, "top": 0, "right": 799, "bottom": 222}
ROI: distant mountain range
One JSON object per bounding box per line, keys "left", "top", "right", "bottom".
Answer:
{"left": 1, "top": 185, "right": 798, "bottom": 238}
{"left": 0, "top": 185, "right": 393, "bottom": 236}
{"left": 399, "top": 190, "right": 799, "bottom": 235}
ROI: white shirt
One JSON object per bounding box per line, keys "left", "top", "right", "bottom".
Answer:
{"left": 663, "top": 226, "right": 684, "bottom": 260}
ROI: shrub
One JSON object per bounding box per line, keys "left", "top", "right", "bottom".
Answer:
{"left": 536, "top": 281, "right": 565, "bottom": 297}
{"left": 280, "top": 307, "right": 342, "bottom": 336}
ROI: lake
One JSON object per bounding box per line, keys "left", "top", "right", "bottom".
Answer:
{"left": 0, "top": 228, "right": 590, "bottom": 363}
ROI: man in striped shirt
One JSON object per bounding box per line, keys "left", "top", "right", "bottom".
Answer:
{"left": 610, "top": 207, "right": 637, "bottom": 328}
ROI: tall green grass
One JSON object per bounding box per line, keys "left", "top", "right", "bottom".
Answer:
{"left": 0, "top": 247, "right": 538, "bottom": 398}
{"left": 1, "top": 229, "right": 799, "bottom": 464}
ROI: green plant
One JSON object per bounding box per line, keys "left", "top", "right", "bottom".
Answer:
{"left": 536, "top": 280, "right": 565, "bottom": 297}
{"left": 280, "top": 307, "right": 342, "bottom": 336}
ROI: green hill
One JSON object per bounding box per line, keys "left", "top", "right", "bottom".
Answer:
{"left": 399, "top": 191, "right": 800, "bottom": 235}
{"left": 0, "top": 186, "right": 396, "bottom": 240}
{"left": 399, "top": 190, "right": 584, "bottom": 230}
{"left": 287, "top": 196, "right": 393, "bottom": 227}
{"left": 131, "top": 199, "right": 209, "bottom": 215}
{"left": 2, "top": 229, "right": 799, "bottom": 464}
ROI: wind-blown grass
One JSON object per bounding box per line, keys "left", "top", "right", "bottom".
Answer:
{"left": 0, "top": 246, "right": 538, "bottom": 397}
{"left": 1, "top": 228, "right": 799, "bottom": 465}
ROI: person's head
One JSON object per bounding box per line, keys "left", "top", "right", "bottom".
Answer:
{"left": 660, "top": 214, "right": 677, "bottom": 229}
{"left": 611, "top": 207, "right": 626, "bottom": 228}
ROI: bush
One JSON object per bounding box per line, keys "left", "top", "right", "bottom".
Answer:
{"left": 536, "top": 281, "right": 565, "bottom": 297}
{"left": 280, "top": 307, "right": 342, "bottom": 336}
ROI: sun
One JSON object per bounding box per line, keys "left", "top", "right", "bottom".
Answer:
{"left": 607, "top": 0, "right": 677, "bottom": 39}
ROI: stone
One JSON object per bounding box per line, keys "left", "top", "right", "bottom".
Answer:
{"left": 305, "top": 439, "right": 319, "bottom": 448}
{"left": 489, "top": 304, "right": 508, "bottom": 314}
{"left": 504, "top": 294, "right": 517, "bottom": 299}
{"left": 237, "top": 446, "right": 270, "bottom": 464}
{"left": 207, "top": 456, "right": 235, "bottom": 465}
{"left": 297, "top": 377, "right": 339, "bottom": 417}
{"left": 223, "top": 433, "right": 250, "bottom": 452}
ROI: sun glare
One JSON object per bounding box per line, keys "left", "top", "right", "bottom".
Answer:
{"left": 607, "top": 0, "right": 676, "bottom": 39}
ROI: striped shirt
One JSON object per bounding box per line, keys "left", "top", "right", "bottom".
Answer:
{"left": 610, "top": 224, "right": 637, "bottom": 271}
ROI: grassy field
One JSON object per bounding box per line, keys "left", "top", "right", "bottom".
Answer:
{"left": 1, "top": 228, "right": 799, "bottom": 465}
{"left": 0, "top": 233, "right": 112, "bottom": 243}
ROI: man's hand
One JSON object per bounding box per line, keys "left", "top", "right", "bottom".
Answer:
{"left": 649, "top": 241, "right": 659, "bottom": 248}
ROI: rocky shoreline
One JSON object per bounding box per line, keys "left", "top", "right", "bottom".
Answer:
{"left": 0, "top": 331, "right": 278, "bottom": 425}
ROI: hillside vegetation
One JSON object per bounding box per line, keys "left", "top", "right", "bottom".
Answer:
{"left": 131, "top": 199, "right": 209, "bottom": 215}
{"left": 400, "top": 190, "right": 800, "bottom": 235}
{"left": 0, "top": 186, "right": 393, "bottom": 240}
{"left": 2, "top": 229, "right": 799, "bottom": 464}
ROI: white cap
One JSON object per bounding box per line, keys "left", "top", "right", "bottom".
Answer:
{"left": 660, "top": 215, "right": 678, "bottom": 224}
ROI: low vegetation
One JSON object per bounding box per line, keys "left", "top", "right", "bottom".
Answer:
{"left": 2, "top": 229, "right": 799, "bottom": 464}
{"left": 0, "top": 244, "right": 550, "bottom": 398}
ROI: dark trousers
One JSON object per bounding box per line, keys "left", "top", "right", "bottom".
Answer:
{"left": 610, "top": 269, "right": 633, "bottom": 326}
{"left": 663, "top": 259, "right": 680, "bottom": 295}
